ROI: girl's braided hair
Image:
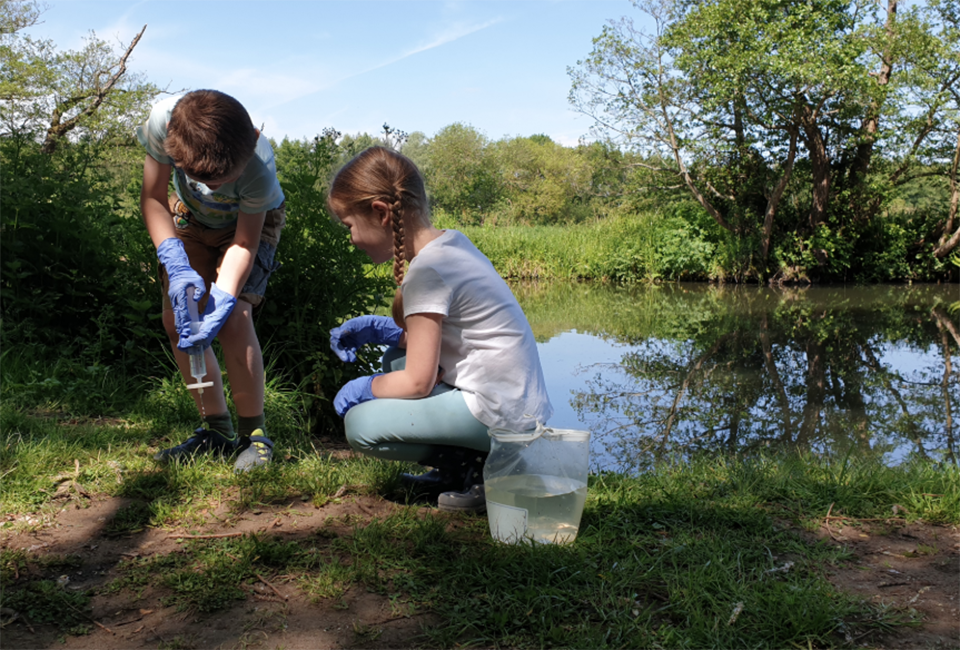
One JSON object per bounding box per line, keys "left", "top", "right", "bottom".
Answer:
{"left": 328, "top": 146, "right": 430, "bottom": 328}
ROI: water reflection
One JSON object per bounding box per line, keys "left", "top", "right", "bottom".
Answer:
{"left": 515, "top": 282, "right": 960, "bottom": 474}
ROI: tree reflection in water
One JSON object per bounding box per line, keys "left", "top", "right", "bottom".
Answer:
{"left": 516, "top": 282, "right": 959, "bottom": 474}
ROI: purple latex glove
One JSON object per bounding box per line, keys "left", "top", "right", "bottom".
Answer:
{"left": 330, "top": 315, "right": 403, "bottom": 363}
{"left": 157, "top": 238, "right": 205, "bottom": 334}
{"left": 177, "top": 283, "right": 236, "bottom": 352}
{"left": 334, "top": 374, "right": 382, "bottom": 417}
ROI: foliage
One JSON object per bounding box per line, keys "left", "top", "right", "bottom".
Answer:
{"left": 0, "top": 134, "right": 164, "bottom": 380}
{"left": 264, "top": 131, "right": 393, "bottom": 430}
{"left": 568, "top": 0, "right": 960, "bottom": 280}
{"left": 492, "top": 135, "right": 595, "bottom": 225}
{"left": 419, "top": 122, "right": 502, "bottom": 222}
{"left": 0, "top": 1, "right": 160, "bottom": 151}
{"left": 461, "top": 208, "right": 719, "bottom": 282}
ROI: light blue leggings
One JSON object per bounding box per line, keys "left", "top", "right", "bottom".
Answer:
{"left": 343, "top": 347, "right": 491, "bottom": 463}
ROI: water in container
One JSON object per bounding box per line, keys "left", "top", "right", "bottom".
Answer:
{"left": 484, "top": 425, "right": 590, "bottom": 544}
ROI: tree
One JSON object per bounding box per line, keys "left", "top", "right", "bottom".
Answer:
{"left": 0, "top": 0, "right": 43, "bottom": 34}
{"left": 0, "top": 0, "right": 158, "bottom": 150}
{"left": 569, "top": 0, "right": 960, "bottom": 276}
{"left": 39, "top": 25, "right": 150, "bottom": 153}
{"left": 422, "top": 123, "right": 502, "bottom": 221}
{"left": 493, "top": 135, "right": 594, "bottom": 224}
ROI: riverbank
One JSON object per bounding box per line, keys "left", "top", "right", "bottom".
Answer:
{"left": 460, "top": 216, "right": 689, "bottom": 282}
{"left": 2, "top": 398, "right": 957, "bottom": 649}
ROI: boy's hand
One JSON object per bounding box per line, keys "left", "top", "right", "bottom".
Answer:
{"left": 158, "top": 238, "right": 206, "bottom": 333}
{"left": 330, "top": 316, "right": 404, "bottom": 363}
{"left": 334, "top": 374, "right": 382, "bottom": 416}
{"left": 177, "top": 283, "right": 236, "bottom": 352}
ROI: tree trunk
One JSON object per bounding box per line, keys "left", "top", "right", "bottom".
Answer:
{"left": 933, "top": 127, "right": 960, "bottom": 258}
{"left": 850, "top": 0, "right": 897, "bottom": 182}
{"left": 760, "top": 126, "right": 798, "bottom": 265}
{"left": 801, "top": 106, "right": 831, "bottom": 231}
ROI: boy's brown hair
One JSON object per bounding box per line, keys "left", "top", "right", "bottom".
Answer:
{"left": 165, "top": 90, "right": 258, "bottom": 181}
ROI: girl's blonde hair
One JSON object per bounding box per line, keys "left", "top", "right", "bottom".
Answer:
{"left": 328, "top": 146, "right": 430, "bottom": 328}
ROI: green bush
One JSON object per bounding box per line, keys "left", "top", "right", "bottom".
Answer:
{"left": 1, "top": 132, "right": 390, "bottom": 429}
{"left": 262, "top": 134, "right": 393, "bottom": 431}
{"left": 463, "top": 209, "right": 724, "bottom": 282}
{"left": 0, "top": 135, "right": 163, "bottom": 377}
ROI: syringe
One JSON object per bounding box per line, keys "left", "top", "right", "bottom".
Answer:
{"left": 184, "top": 286, "right": 214, "bottom": 396}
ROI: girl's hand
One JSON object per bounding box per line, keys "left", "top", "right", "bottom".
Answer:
{"left": 330, "top": 315, "right": 404, "bottom": 363}
{"left": 334, "top": 374, "right": 383, "bottom": 416}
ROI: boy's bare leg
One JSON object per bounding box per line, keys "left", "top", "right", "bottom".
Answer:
{"left": 162, "top": 308, "right": 229, "bottom": 415}
{"left": 217, "top": 301, "right": 273, "bottom": 470}
{"left": 216, "top": 300, "right": 264, "bottom": 419}
{"left": 155, "top": 308, "right": 236, "bottom": 463}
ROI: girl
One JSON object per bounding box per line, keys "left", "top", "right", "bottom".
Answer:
{"left": 327, "top": 147, "right": 553, "bottom": 513}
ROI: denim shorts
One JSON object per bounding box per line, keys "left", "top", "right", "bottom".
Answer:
{"left": 160, "top": 199, "right": 285, "bottom": 309}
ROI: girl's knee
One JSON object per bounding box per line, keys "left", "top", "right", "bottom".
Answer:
{"left": 343, "top": 405, "right": 383, "bottom": 453}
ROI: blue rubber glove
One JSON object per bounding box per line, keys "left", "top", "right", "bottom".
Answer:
{"left": 157, "top": 238, "right": 205, "bottom": 335}
{"left": 330, "top": 315, "right": 404, "bottom": 363}
{"left": 177, "top": 283, "right": 236, "bottom": 353}
{"left": 334, "top": 374, "right": 382, "bottom": 417}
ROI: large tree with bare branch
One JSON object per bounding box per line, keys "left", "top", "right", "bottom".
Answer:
{"left": 0, "top": 0, "right": 159, "bottom": 151}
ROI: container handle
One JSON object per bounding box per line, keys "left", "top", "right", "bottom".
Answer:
{"left": 488, "top": 419, "right": 546, "bottom": 443}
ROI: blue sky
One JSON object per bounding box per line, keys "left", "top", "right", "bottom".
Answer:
{"left": 26, "top": 1, "right": 642, "bottom": 145}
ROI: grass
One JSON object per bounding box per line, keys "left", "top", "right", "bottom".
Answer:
{"left": 457, "top": 216, "right": 665, "bottom": 282}
{"left": 2, "top": 361, "right": 958, "bottom": 648}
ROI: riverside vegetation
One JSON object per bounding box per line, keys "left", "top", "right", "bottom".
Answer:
{"left": 2, "top": 368, "right": 959, "bottom": 648}
{"left": 2, "top": 0, "right": 958, "bottom": 647}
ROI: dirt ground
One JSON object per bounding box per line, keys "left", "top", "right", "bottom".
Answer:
{"left": 1, "top": 483, "right": 958, "bottom": 649}
{"left": 805, "top": 518, "right": 960, "bottom": 650}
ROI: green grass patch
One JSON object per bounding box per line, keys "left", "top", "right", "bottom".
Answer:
{"left": 459, "top": 209, "right": 720, "bottom": 282}
{"left": 3, "top": 361, "right": 955, "bottom": 647}
{"left": 81, "top": 449, "right": 949, "bottom": 648}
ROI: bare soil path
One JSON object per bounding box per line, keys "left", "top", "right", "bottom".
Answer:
{"left": 2, "top": 494, "right": 439, "bottom": 650}
{"left": 2, "top": 493, "right": 958, "bottom": 649}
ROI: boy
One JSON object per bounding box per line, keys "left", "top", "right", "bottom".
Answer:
{"left": 137, "top": 89, "right": 284, "bottom": 471}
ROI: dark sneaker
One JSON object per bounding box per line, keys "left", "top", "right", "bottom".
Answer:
{"left": 233, "top": 432, "right": 273, "bottom": 473}
{"left": 154, "top": 426, "right": 238, "bottom": 463}
{"left": 400, "top": 468, "right": 450, "bottom": 493}
{"left": 438, "top": 484, "right": 486, "bottom": 513}
{"left": 401, "top": 447, "right": 488, "bottom": 496}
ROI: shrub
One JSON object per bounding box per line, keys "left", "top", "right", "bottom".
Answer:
{"left": 262, "top": 134, "right": 392, "bottom": 431}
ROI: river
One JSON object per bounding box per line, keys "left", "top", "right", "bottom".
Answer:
{"left": 512, "top": 282, "right": 960, "bottom": 474}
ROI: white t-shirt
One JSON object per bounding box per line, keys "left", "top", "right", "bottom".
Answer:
{"left": 136, "top": 95, "right": 284, "bottom": 228}
{"left": 402, "top": 229, "right": 553, "bottom": 430}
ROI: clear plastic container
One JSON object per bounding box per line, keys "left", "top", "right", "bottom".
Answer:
{"left": 484, "top": 425, "right": 590, "bottom": 544}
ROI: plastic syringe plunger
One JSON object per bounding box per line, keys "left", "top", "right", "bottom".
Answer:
{"left": 184, "top": 285, "right": 214, "bottom": 393}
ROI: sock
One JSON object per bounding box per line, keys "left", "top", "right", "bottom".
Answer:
{"left": 203, "top": 412, "right": 237, "bottom": 443}
{"left": 238, "top": 413, "right": 266, "bottom": 440}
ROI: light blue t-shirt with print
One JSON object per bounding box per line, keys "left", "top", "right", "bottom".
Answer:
{"left": 136, "top": 95, "right": 284, "bottom": 229}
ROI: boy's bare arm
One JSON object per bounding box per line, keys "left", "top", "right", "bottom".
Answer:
{"left": 215, "top": 210, "right": 266, "bottom": 298}
{"left": 140, "top": 155, "right": 177, "bottom": 248}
